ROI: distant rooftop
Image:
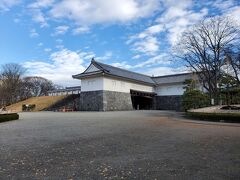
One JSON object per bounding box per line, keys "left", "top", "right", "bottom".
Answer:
{"left": 65, "top": 86, "right": 81, "bottom": 90}
{"left": 48, "top": 86, "right": 81, "bottom": 93}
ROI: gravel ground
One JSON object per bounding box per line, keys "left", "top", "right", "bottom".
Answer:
{"left": 0, "top": 111, "right": 239, "bottom": 180}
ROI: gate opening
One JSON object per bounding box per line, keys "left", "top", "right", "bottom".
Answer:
{"left": 130, "top": 89, "right": 156, "bottom": 110}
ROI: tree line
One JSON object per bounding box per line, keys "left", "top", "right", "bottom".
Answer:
{"left": 0, "top": 63, "right": 56, "bottom": 106}
{"left": 176, "top": 16, "right": 240, "bottom": 105}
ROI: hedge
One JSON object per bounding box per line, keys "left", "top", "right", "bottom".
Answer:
{"left": 0, "top": 113, "right": 19, "bottom": 123}
{"left": 186, "top": 112, "right": 240, "bottom": 122}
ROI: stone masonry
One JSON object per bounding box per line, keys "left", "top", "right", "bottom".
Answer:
{"left": 79, "top": 91, "right": 104, "bottom": 111}
{"left": 79, "top": 90, "right": 133, "bottom": 111}
{"left": 103, "top": 91, "right": 133, "bottom": 111}
{"left": 79, "top": 91, "right": 183, "bottom": 111}
{"left": 154, "top": 95, "right": 183, "bottom": 111}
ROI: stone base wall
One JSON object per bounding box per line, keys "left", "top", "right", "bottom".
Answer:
{"left": 79, "top": 90, "right": 133, "bottom": 111}
{"left": 103, "top": 91, "right": 133, "bottom": 111}
{"left": 154, "top": 95, "right": 183, "bottom": 111}
{"left": 79, "top": 91, "right": 104, "bottom": 111}
{"left": 79, "top": 91, "right": 183, "bottom": 111}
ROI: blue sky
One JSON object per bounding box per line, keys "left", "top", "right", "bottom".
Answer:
{"left": 0, "top": 0, "right": 240, "bottom": 86}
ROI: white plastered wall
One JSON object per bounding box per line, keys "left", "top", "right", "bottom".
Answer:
{"left": 155, "top": 83, "right": 185, "bottom": 96}
{"left": 81, "top": 77, "right": 104, "bottom": 92}
{"left": 81, "top": 76, "right": 154, "bottom": 93}
{"left": 81, "top": 74, "right": 206, "bottom": 95}
{"left": 103, "top": 77, "right": 153, "bottom": 93}
{"left": 155, "top": 82, "right": 207, "bottom": 96}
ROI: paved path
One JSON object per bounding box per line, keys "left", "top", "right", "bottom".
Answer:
{"left": 0, "top": 111, "right": 239, "bottom": 179}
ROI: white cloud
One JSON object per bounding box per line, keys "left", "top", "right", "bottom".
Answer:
{"left": 26, "top": 0, "right": 161, "bottom": 29}
{"left": 28, "top": 0, "right": 55, "bottom": 9}
{"left": 155, "top": 1, "right": 208, "bottom": 45}
{"left": 212, "top": 0, "right": 235, "bottom": 11}
{"left": 55, "top": 38, "right": 64, "bottom": 49}
{"left": 145, "top": 66, "right": 188, "bottom": 76}
{"left": 44, "top": 48, "right": 52, "bottom": 52}
{"left": 134, "top": 53, "right": 171, "bottom": 68}
{"left": 226, "top": 6, "right": 240, "bottom": 23}
{"left": 23, "top": 48, "right": 188, "bottom": 86}
{"left": 24, "top": 48, "right": 87, "bottom": 86}
{"left": 72, "top": 26, "right": 90, "bottom": 35}
{"left": 54, "top": 25, "right": 69, "bottom": 35}
{"left": 160, "top": 8, "right": 208, "bottom": 45}
{"left": 127, "top": 24, "right": 164, "bottom": 55}
{"left": 107, "top": 56, "right": 182, "bottom": 75}
{"left": 145, "top": 24, "right": 164, "bottom": 35}
{"left": 127, "top": 0, "right": 208, "bottom": 58}
{"left": 56, "top": 39, "right": 63, "bottom": 44}
{"left": 132, "top": 54, "right": 141, "bottom": 59}
{"left": 30, "top": 28, "right": 39, "bottom": 38}
{"left": 111, "top": 61, "right": 132, "bottom": 69}
{"left": 31, "top": 9, "right": 49, "bottom": 27}
{"left": 211, "top": 0, "right": 240, "bottom": 24}
{"left": 0, "top": 0, "right": 20, "bottom": 11}
{"left": 109, "top": 53, "right": 171, "bottom": 70}
{"left": 77, "top": 51, "right": 96, "bottom": 61}
{"left": 56, "top": 44, "right": 64, "bottom": 49}
{"left": 49, "top": 0, "right": 160, "bottom": 25}
{"left": 133, "top": 36, "right": 159, "bottom": 55}
{"left": 96, "top": 51, "right": 113, "bottom": 61}
{"left": 28, "top": 0, "right": 54, "bottom": 28}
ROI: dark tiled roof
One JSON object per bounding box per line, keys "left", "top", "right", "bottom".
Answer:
{"left": 152, "top": 73, "right": 193, "bottom": 84}
{"left": 73, "top": 60, "right": 194, "bottom": 85}
{"left": 93, "top": 60, "right": 156, "bottom": 84}
{"left": 73, "top": 60, "right": 156, "bottom": 85}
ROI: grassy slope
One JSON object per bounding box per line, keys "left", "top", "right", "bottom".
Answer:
{"left": 6, "top": 96, "right": 67, "bottom": 112}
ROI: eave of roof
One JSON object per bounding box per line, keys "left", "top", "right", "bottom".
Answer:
{"left": 152, "top": 72, "right": 192, "bottom": 78}
{"left": 72, "top": 70, "right": 103, "bottom": 79}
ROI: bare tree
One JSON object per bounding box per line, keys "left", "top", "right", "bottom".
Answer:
{"left": 224, "top": 47, "right": 240, "bottom": 85}
{"left": 175, "top": 16, "right": 240, "bottom": 104}
{"left": 0, "top": 63, "right": 26, "bottom": 105}
{"left": 22, "top": 76, "right": 55, "bottom": 97}
{"left": 0, "top": 63, "right": 58, "bottom": 106}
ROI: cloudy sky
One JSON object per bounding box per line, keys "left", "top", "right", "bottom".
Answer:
{"left": 0, "top": 0, "right": 240, "bottom": 86}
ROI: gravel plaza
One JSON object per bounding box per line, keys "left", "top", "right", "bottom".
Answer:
{"left": 0, "top": 111, "right": 239, "bottom": 179}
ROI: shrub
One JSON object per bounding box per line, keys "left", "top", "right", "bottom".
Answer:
{"left": 22, "top": 104, "right": 36, "bottom": 111}
{"left": 0, "top": 113, "right": 19, "bottom": 123}
{"left": 186, "top": 112, "right": 240, "bottom": 122}
{"left": 182, "top": 89, "right": 209, "bottom": 111}
{"left": 220, "top": 88, "right": 240, "bottom": 105}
